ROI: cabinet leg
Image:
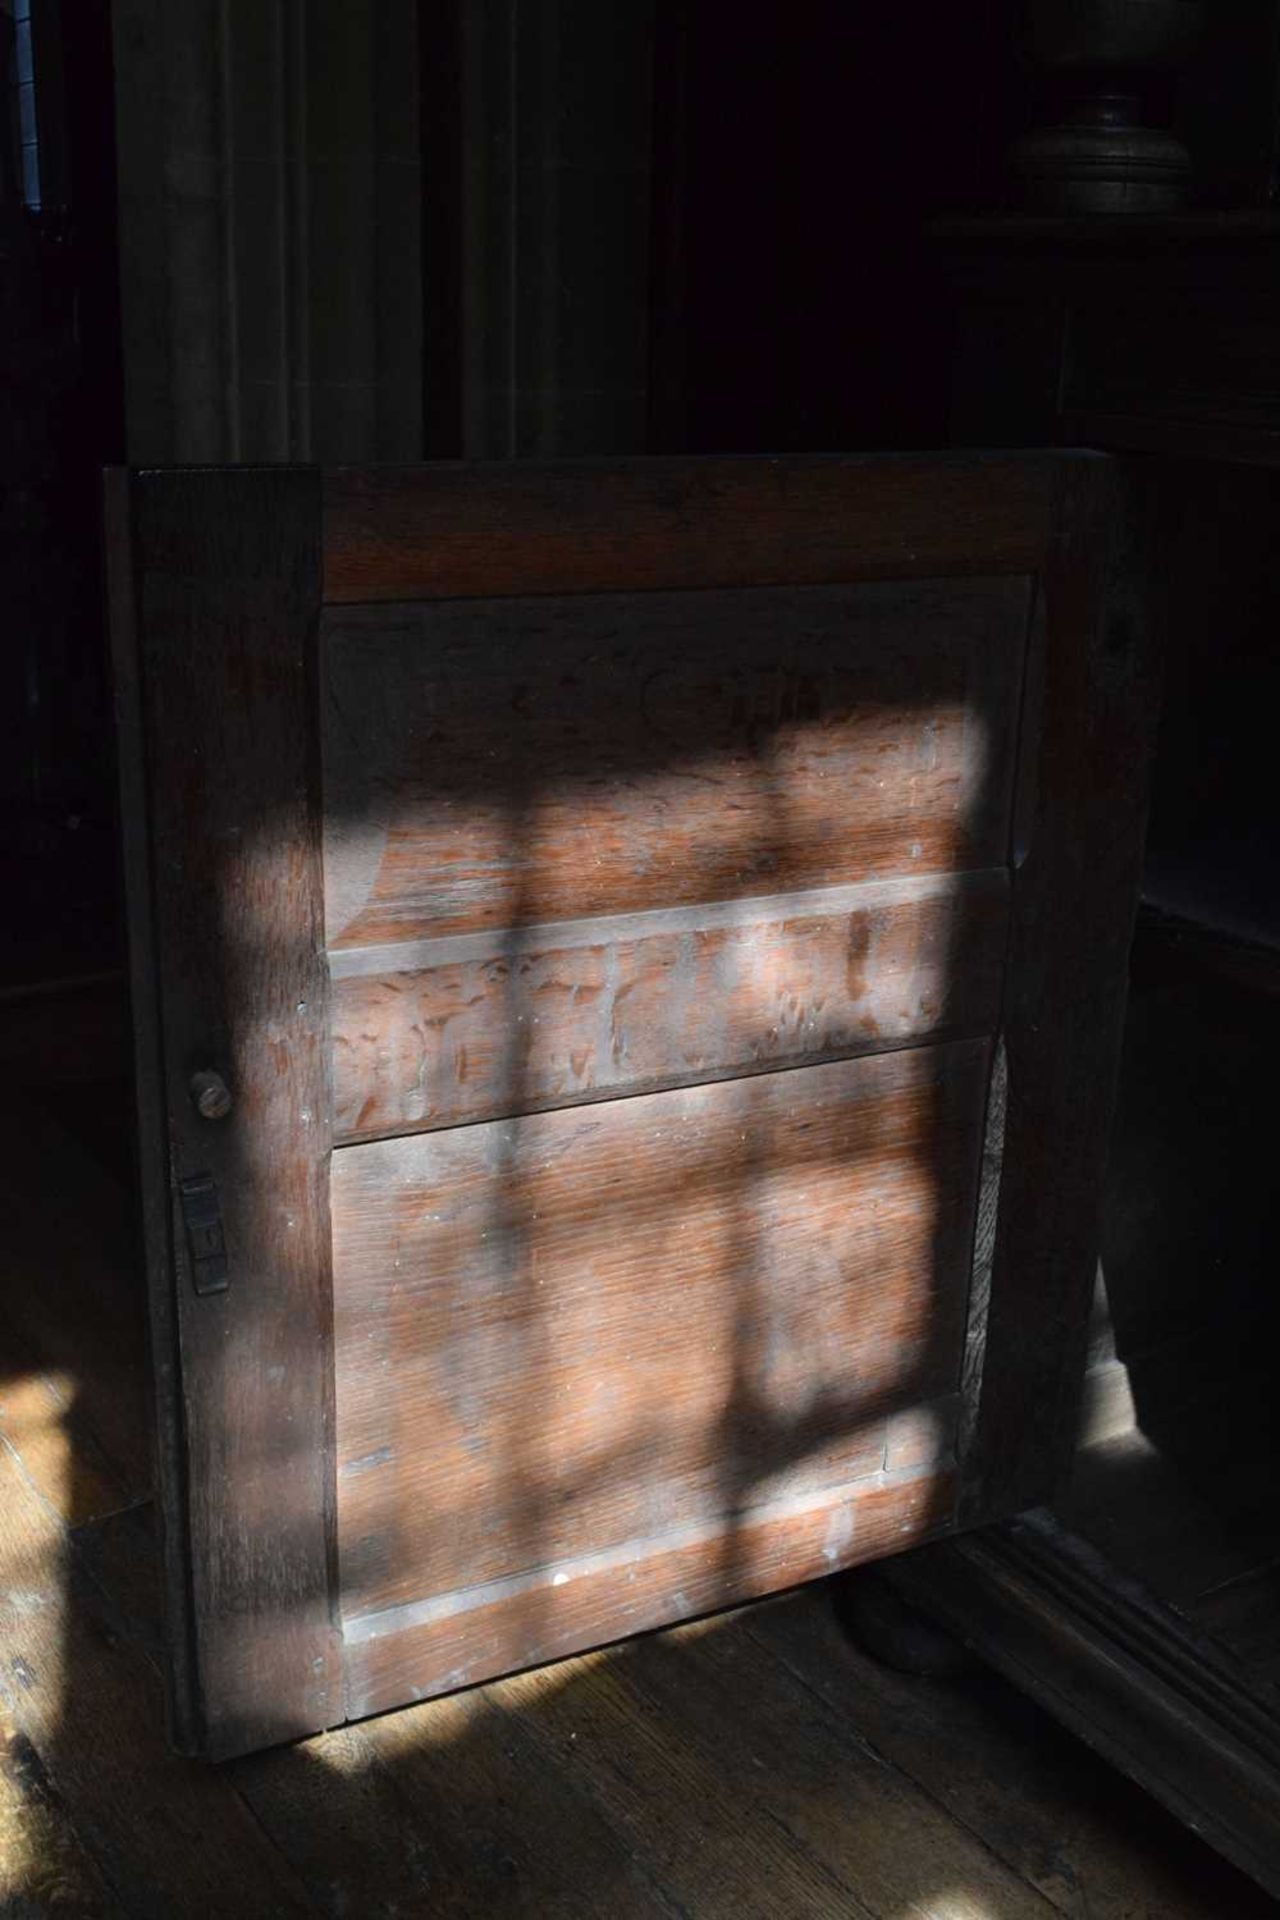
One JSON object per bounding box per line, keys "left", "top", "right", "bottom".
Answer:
{"left": 831, "top": 1565, "right": 973, "bottom": 1679}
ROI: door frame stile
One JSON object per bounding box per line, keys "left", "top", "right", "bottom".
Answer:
{"left": 958, "top": 457, "right": 1160, "bottom": 1520}
{"left": 109, "top": 465, "right": 341, "bottom": 1759}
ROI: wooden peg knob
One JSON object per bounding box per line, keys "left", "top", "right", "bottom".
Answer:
{"left": 190, "top": 1069, "right": 233, "bottom": 1121}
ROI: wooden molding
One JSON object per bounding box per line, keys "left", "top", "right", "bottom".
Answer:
{"left": 883, "top": 1511, "right": 1280, "bottom": 1900}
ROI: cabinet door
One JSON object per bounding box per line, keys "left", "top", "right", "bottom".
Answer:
{"left": 108, "top": 453, "right": 1155, "bottom": 1757}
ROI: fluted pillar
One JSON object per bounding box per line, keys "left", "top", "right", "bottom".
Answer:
{"left": 112, "top": 0, "right": 421, "bottom": 463}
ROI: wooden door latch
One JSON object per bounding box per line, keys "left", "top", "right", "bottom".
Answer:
{"left": 179, "top": 1172, "right": 228, "bottom": 1295}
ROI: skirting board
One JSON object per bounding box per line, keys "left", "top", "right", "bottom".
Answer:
{"left": 879, "top": 1510, "right": 1280, "bottom": 1900}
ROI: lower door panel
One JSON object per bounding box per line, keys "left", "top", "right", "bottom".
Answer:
{"left": 332, "top": 1039, "right": 989, "bottom": 1714}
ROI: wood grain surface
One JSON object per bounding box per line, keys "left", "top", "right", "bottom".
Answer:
{"left": 330, "top": 869, "right": 1009, "bottom": 1140}
{"left": 321, "top": 453, "right": 1057, "bottom": 604}
{"left": 342, "top": 1467, "right": 958, "bottom": 1721}
{"left": 106, "top": 449, "right": 1162, "bottom": 1762}
{"left": 332, "top": 1040, "right": 989, "bottom": 1627}
{"left": 110, "top": 469, "right": 340, "bottom": 1759}
{"left": 887, "top": 1513, "right": 1280, "bottom": 1902}
{"left": 961, "top": 459, "right": 1162, "bottom": 1519}
{"left": 4, "top": 1069, "right": 1265, "bottom": 1917}
{"left": 321, "top": 577, "right": 1028, "bottom": 948}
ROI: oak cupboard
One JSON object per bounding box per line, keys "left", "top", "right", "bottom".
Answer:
{"left": 107, "top": 452, "right": 1155, "bottom": 1757}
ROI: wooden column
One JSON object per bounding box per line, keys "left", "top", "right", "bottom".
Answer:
{"left": 111, "top": 0, "right": 421, "bottom": 463}
{"left": 450, "top": 0, "right": 658, "bottom": 457}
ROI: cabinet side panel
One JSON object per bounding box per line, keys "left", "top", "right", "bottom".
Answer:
{"left": 963, "top": 459, "right": 1161, "bottom": 1518}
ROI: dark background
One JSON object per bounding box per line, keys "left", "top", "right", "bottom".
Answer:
{"left": 4, "top": 0, "right": 1280, "bottom": 1563}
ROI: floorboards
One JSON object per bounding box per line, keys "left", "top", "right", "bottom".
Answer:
{"left": 0, "top": 1089, "right": 1272, "bottom": 1917}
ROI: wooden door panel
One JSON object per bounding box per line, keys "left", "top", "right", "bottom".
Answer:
{"left": 320, "top": 454, "right": 1056, "bottom": 604}
{"left": 108, "top": 454, "right": 1158, "bottom": 1757}
{"left": 321, "top": 578, "right": 1027, "bottom": 949}
{"left": 342, "top": 1460, "right": 956, "bottom": 1722}
{"left": 333, "top": 1040, "right": 990, "bottom": 1625}
{"left": 330, "top": 868, "right": 1008, "bottom": 1142}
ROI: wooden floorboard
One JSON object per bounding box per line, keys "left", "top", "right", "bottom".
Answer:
{"left": 0, "top": 1691, "right": 119, "bottom": 1919}
{"left": 746, "top": 1586, "right": 1274, "bottom": 1920}
{"left": 0, "top": 1090, "right": 1272, "bottom": 1917}
{"left": 0, "top": 1100, "right": 150, "bottom": 1503}
{"left": 571, "top": 1613, "right": 1049, "bottom": 1919}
